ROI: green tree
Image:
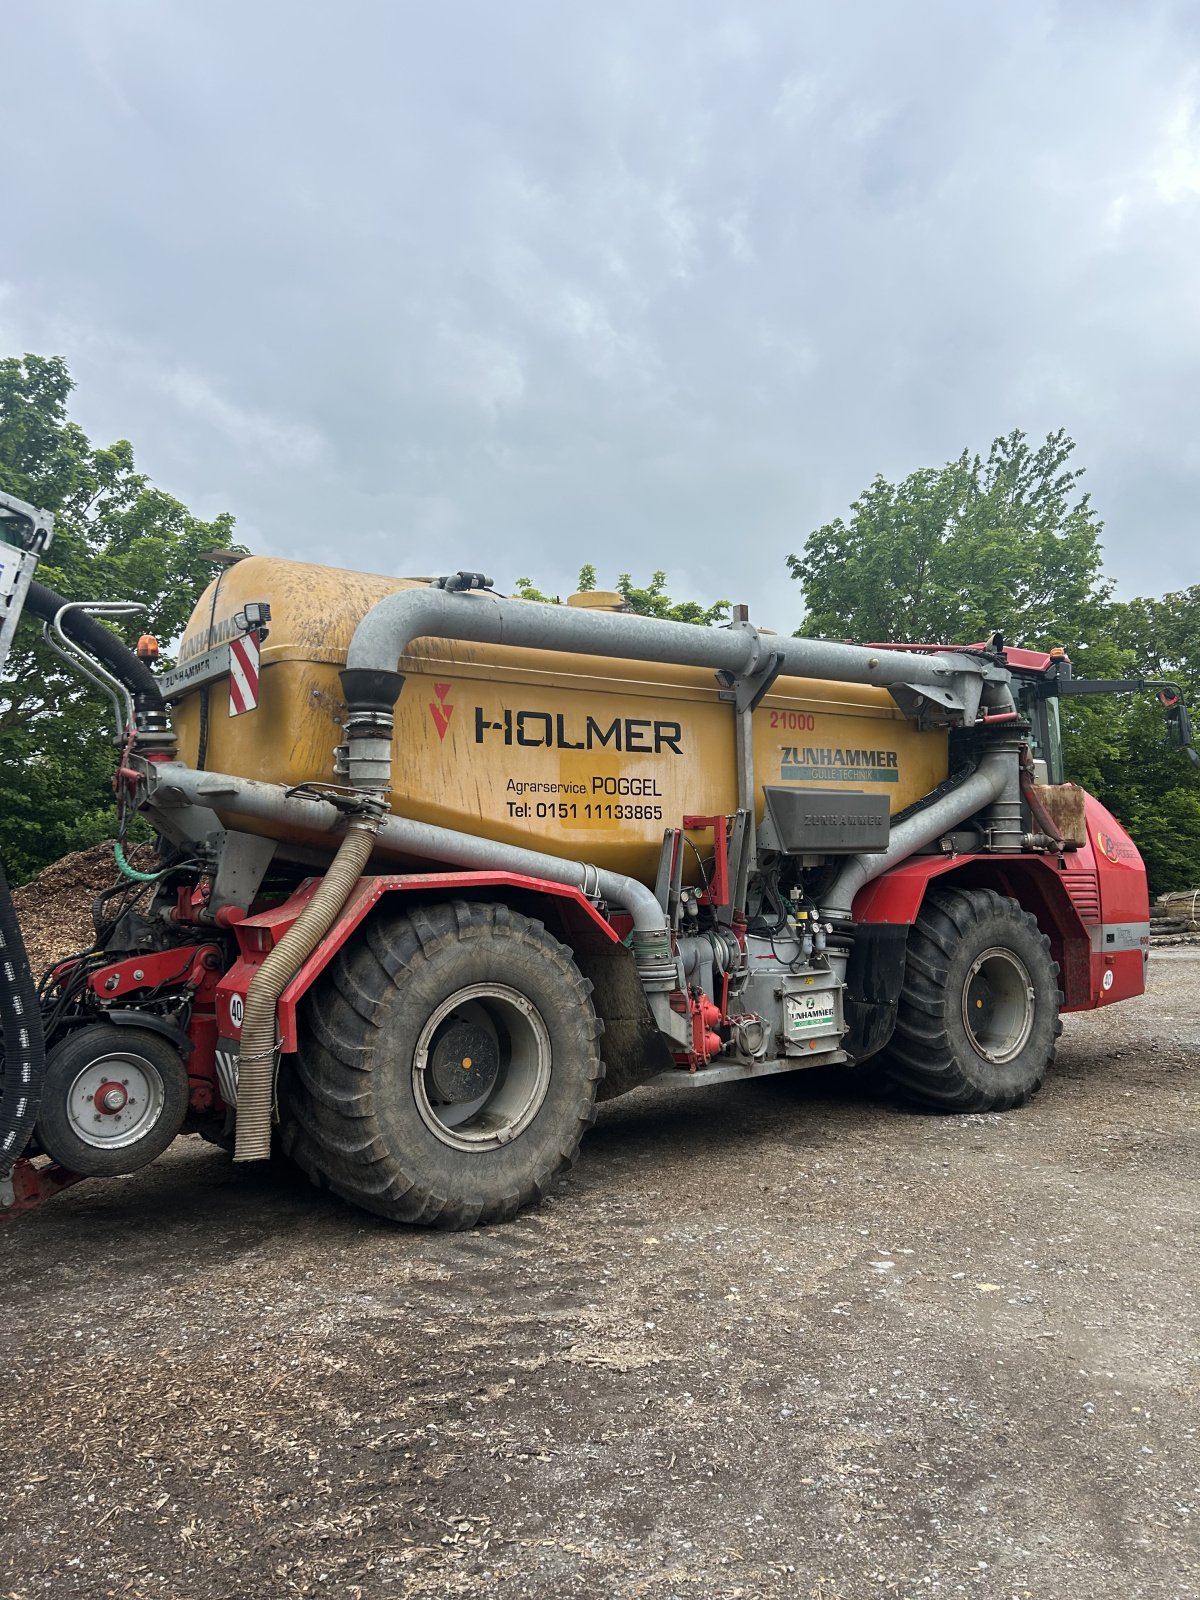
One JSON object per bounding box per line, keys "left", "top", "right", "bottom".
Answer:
{"left": 0, "top": 354, "right": 239, "bottom": 880}
{"left": 785, "top": 428, "right": 1200, "bottom": 891}
{"left": 614, "top": 570, "right": 728, "bottom": 626}
{"left": 788, "top": 430, "right": 1112, "bottom": 652}
{"left": 513, "top": 565, "right": 728, "bottom": 625}
{"left": 1086, "top": 588, "right": 1200, "bottom": 893}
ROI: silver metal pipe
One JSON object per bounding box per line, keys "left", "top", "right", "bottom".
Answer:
{"left": 820, "top": 752, "right": 1012, "bottom": 921}
{"left": 346, "top": 585, "right": 1009, "bottom": 705}
{"left": 146, "top": 763, "right": 668, "bottom": 933}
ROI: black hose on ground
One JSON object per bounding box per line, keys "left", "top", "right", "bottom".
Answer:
{"left": 0, "top": 577, "right": 172, "bottom": 1198}
{"left": 0, "top": 582, "right": 169, "bottom": 1195}
{"left": 0, "top": 864, "right": 45, "bottom": 1198}
{"left": 24, "top": 578, "right": 165, "bottom": 713}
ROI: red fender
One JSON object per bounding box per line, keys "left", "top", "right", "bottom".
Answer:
{"left": 852, "top": 802, "right": 1148, "bottom": 1014}
{"left": 215, "top": 872, "right": 620, "bottom": 1052}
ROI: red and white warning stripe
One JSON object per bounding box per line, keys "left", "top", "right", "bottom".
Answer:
{"left": 228, "top": 630, "right": 261, "bottom": 716}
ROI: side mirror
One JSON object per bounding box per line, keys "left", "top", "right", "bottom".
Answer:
{"left": 1161, "top": 691, "right": 1200, "bottom": 767}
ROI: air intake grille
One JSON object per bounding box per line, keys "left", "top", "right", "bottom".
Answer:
{"left": 1064, "top": 873, "right": 1101, "bottom": 924}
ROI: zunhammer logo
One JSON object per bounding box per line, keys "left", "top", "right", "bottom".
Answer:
{"left": 781, "top": 746, "right": 900, "bottom": 783}
{"left": 429, "top": 683, "right": 454, "bottom": 741}
{"left": 178, "top": 615, "right": 242, "bottom": 663}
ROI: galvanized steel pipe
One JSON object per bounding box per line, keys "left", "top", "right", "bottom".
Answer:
{"left": 148, "top": 764, "right": 668, "bottom": 934}
{"left": 820, "top": 751, "right": 1013, "bottom": 921}
{"left": 345, "top": 585, "right": 1009, "bottom": 709}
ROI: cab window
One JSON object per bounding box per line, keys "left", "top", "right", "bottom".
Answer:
{"left": 1014, "top": 682, "right": 1065, "bottom": 784}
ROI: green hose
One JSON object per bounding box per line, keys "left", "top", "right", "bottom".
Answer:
{"left": 113, "top": 841, "right": 164, "bottom": 882}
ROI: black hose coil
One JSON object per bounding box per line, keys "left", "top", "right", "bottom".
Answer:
{"left": 0, "top": 865, "right": 45, "bottom": 1182}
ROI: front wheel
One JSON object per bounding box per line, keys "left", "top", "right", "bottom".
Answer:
{"left": 278, "top": 900, "right": 604, "bottom": 1227}
{"left": 881, "top": 887, "right": 1062, "bottom": 1113}
{"left": 35, "top": 1023, "right": 190, "bottom": 1176}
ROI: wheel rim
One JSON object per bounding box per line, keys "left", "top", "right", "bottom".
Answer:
{"left": 961, "top": 947, "right": 1036, "bottom": 1064}
{"left": 65, "top": 1048, "right": 166, "bottom": 1150}
{"left": 412, "top": 983, "right": 552, "bottom": 1152}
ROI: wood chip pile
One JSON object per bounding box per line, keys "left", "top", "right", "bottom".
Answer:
{"left": 11, "top": 842, "right": 158, "bottom": 976}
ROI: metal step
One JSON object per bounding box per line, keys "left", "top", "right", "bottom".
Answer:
{"left": 645, "top": 1051, "right": 848, "bottom": 1089}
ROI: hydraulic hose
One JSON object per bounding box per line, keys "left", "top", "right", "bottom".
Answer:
{"left": 24, "top": 579, "right": 165, "bottom": 713}
{"left": 233, "top": 809, "right": 381, "bottom": 1162}
{"left": 0, "top": 864, "right": 45, "bottom": 1200}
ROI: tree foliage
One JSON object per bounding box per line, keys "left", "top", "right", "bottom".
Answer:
{"left": 789, "top": 431, "right": 1200, "bottom": 893}
{"left": 4, "top": 368, "right": 1196, "bottom": 900}
{"left": 0, "top": 354, "right": 239, "bottom": 880}
{"left": 789, "top": 430, "right": 1112, "bottom": 653}
{"left": 514, "top": 565, "right": 728, "bottom": 626}
{"left": 1080, "top": 587, "right": 1200, "bottom": 893}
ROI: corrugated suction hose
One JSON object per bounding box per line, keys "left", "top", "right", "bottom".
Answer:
{"left": 233, "top": 811, "right": 380, "bottom": 1163}
{"left": 0, "top": 864, "right": 45, "bottom": 1199}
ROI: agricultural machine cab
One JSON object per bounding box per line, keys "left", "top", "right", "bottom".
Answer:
{"left": 1016, "top": 649, "right": 1200, "bottom": 773}
{"left": 3, "top": 498, "right": 1198, "bottom": 1227}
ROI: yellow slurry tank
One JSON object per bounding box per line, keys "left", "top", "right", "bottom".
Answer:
{"left": 170, "top": 556, "right": 949, "bottom": 880}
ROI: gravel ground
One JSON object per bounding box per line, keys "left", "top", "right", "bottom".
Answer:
{"left": 1, "top": 954, "right": 1196, "bottom": 1600}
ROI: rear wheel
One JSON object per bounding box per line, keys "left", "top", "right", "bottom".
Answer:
{"left": 278, "top": 900, "right": 604, "bottom": 1227}
{"left": 881, "top": 887, "right": 1062, "bottom": 1112}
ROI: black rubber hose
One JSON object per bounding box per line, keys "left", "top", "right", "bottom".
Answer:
{"left": 25, "top": 578, "right": 165, "bottom": 711}
{"left": 0, "top": 583, "right": 166, "bottom": 1191}
{"left": 0, "top": 864, "right": 45, "bottom": 1186}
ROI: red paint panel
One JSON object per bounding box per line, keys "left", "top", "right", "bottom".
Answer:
{"left": 231, "top": 879, "right": 322, "bottom": 956}
{"left": 1085, "top": 795, "right": 1150, "bottom": 1008}
{"left": 1086, "top": 795, "right": 1149, "bottom": 923}
{"left": 852, "top": 851, "right": 1102, "bottom": 1012}
{"left": 851, "top": 858, "right": 964, "bottom": 925}
{"left": 0, "top": 1159, "right": 84, "bottom": 1223}
{"left": 215, "top": 953, "right": 265, "bottom": 1041}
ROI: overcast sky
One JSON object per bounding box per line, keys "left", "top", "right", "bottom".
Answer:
{"left": 3, "top": 0, "right": 1198, "bottom": 628}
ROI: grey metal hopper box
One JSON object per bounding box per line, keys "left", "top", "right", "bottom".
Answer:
{"left": 759, "top": 787, "right": 891, "bottom": 855}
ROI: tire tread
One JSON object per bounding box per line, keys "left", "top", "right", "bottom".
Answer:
{"left": 880, "top": 887, "right": 1063, "bottom": 1114}
{"left": 279, "top": 901, "right": 602, "bottom": 1227}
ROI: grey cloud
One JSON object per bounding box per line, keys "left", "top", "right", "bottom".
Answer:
{"left": 2, "top": 0, "right": 1198, "bottom": 629}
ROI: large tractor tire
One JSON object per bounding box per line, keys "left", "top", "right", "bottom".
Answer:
{"left": 881, "top": 887, "right": 1062, "bottom": 1113}
{"left": 278, "top": 900, "right": 604, "bottom": 1227}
